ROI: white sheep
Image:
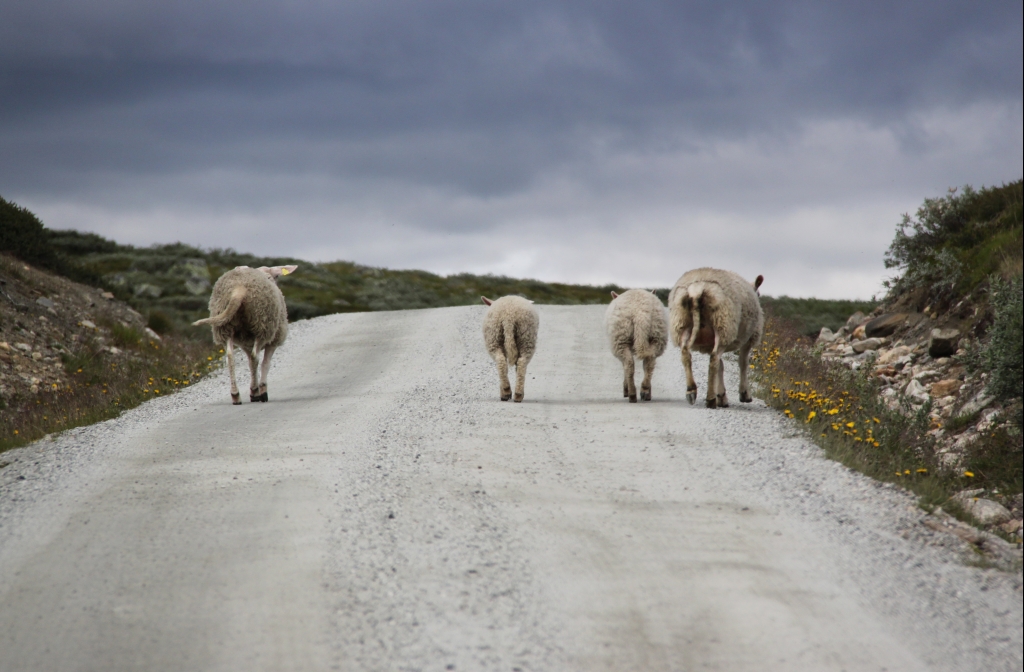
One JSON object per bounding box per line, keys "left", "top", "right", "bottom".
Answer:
{"left": 668, "top": 268, "right": 763, "bottom": 408}
{"left": 605, "top": 289, "right": 668, "bottom": 402}
{"left": 481, "top": 295, "right": 539, "bottom": 402}
{"left": 193, "top": 265, "right": 297, "bottom": 405}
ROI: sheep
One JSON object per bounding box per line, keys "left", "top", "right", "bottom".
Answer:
{"left": 605, "top": 289, "right": 668, "bottom": 402}
{"left": 193, "top": 265, "right": 297, "bottom": 405}
{"left": 668, "top": 268, "right": 763, "bottom": 409}
{"left": 481, "top": 295, "right": 539, "bottom": 402}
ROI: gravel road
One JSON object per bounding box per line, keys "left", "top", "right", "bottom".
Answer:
{"left": 1, "top": 305, "right": 1021, "bottom": 671}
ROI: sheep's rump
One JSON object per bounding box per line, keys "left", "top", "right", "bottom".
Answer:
{"left": 482, "top": 296, "right": 539, "bottom": 366}
{"left": 605, "top": 290, "right": 668, "bottom": 360}
{"left": 668, "top": 268, "right": 762, "bottom": 353}
{"left": 199, "top": 266, "right": 289, "bottom": 349}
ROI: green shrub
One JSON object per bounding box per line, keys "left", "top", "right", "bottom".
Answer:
{"left": 0, "top": 195, "right": 61, "bottom": 270}
{"left": 984, "top": 274, "right": 1023, "bottom": 407}
{"left": 884, "top": 180, "right": 1023, "bottom": 307}
{"left": 110, "top": 323, "right": 142, "bottom": 347}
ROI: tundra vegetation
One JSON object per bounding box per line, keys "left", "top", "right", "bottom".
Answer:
{"left": 752, "top": 180, "right": 1022, "bottom": 543}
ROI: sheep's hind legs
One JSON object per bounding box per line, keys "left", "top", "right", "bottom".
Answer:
{"left": 616, "top": 346, "right": 637, "bottom": 402}
{"left": 513, "top": 356, "right": 532, "bottom": 403}
{"left": 681, "top": 346, "right": 697, "bottom": 404}
{"left": 254, "top": 345, "right": 276, "bottom": 402}
{"left": 226, "top": 339, "right": 242, "bottom": 405}
{"left": 640, "top": 357, "right": 655, "bottom": 401}
{"left": 493, "top": 350, "right": 512, "bottom": 401}
{"left": 716, "top": 359, "right": 729, "bottom": 408}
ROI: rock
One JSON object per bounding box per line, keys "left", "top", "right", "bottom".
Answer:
{"left": 852, "top": 325, "right": 866, "bottom": 340}
{"left": 930, "top": 379, "right": 961, "bottom": 397}
{"left": 31, "top": 351, "right": 42, "bottom": 361}
{"left": 101, "top": 291, "right": 115, "bottom": 300}
{"left": 954, "top": 495, "right": 1013, "bottom": 526}
{"left": 863, "top": 312, "right": 909, "bottom": 338}
{"left": 14, "top": 343, "right": 32, "bottom": 352}
{"left": 144, "top": 327, "right": 163, "bottom": 341}
{"left": 79, "top": 320, "right": 97, "bottom": 329}
{"left": 0, "top": 341, "right": 10, "bottom": 351}
{"left": 184, "top": 277, "right": 211, "bottom": 295}
{"left": 877, "top": 345, "right": 912, "bottom": 365}
{"left": 816, "top": 327, "right": 837, "bottom": 343}
{"left": 133, "top": 283, "right": 163, "bottom": 299}
{"left": 904, "top": 379, "right": 930, "bottom": 403}
{"left": 913, "top": 368, "right": 940, "bottom": 382}
{"left": 1001, "top": 519, "right": 1023, "bottom": 534}
{"left": 845, "top": 311, "right": 866, "bottom": 330}
{"left": 852, "top": 338, "right": 883, "bottom": 353}
{"left": 928, "top": 328, "right": 960, "bottom": 358}
{"left": 35, "top": 297, "right": 55, "bottom": 309}
{"left": 960, "top": 390, "right": 995, "bottom": 417}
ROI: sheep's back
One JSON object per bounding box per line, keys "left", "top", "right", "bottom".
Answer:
{"left": 606, "top": 290, "right": 668, "bottom": 358}
{"left": 483, "top": 296, "right": 539, "bottom": 360}
{"left": 207, "top": 267, "right": 289, "bottom": 348}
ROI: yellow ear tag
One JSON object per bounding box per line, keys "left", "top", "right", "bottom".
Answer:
{"left": 281, "top": 268, "right": 291, "bottom": 275}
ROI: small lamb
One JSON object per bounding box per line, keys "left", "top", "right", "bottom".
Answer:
{"left": 668, "top": 268, "right": 763, "bottom": 408}
{"left": 481, "top": 295, "right": 539, "bottom": 402}
{"left": 193, "top": 265, "right": 297, "bottom": 405}
{"left": 605, "top": 289, "right": 668, "bottom": 402}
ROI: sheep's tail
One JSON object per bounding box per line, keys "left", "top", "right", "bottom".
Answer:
{"left": 192, "top": 286, "right": 246, "bottom": 328}
{"left": 633, "top": 307, "right": 656, "bottom": 359}
{"left": 686, "top": 287, "right": 701, "bottom": 350}
{"left": 503, "top": 317, "right": 520, "bottom": 367}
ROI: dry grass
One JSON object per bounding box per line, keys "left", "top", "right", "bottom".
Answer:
{"left": 0, "top": 331, "right": 219, "bottom": 454}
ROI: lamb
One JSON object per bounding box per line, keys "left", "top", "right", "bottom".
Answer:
{"left": 481, "top": 295, "right": 539, "bottom": 402}
{"left": 193, "top": 265, "right": 297, "bottom": 405}
{"left": 605, "top": 289, "right": 669, "bottom": 402}
{"left": 668, "top": 268, "right": 764, "bottom": 409}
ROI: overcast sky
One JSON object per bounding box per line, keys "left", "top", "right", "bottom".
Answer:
{"left": 2, "top": 1, "right": 1021, "bottom": 298}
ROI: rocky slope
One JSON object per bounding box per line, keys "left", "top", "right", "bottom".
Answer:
{"left": 817, "top": 306, "right": 1022, "bottom": 543}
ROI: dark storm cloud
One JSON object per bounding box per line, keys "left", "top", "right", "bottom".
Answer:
{"left": 0, "top": 1, "right": 1020, "bottom": 297}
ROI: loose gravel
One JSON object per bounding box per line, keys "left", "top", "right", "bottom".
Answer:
{"left": 0, "top": 305, "right": 1020, "bottom": 671}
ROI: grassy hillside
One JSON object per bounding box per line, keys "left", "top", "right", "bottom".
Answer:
{"left": 759, "top": 296, "right": 879, "bottom": 337}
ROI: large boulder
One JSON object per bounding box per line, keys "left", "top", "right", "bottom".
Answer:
{"left": 863, "top": 312, "right": 908, "bottom": 338}
{"left": 928, "top": 328, "right": 960, "bottom": 358}
{"left": 816, "top": 327, "right": 837, "bottom": 343}
{"left": 953, "top": 493, "right": 1013, "bottom": 525}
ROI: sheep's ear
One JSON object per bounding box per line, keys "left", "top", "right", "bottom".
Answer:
{"left": 280, "top": 265, "right": 298, "bottom": 276}
{"left": 481, "top": 296, "right": 493, "bottom": 306}
{"left": 753, "top": 274, "right": 764, "bottom": 291}
{"left": 610, "top": 291, "right": 619, "bottom": 299}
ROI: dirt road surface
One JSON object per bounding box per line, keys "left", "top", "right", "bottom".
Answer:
{"left": 1, "top": 306, "right": 1021, "bottom": 671}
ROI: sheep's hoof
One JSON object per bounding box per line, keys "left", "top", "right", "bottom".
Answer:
{"left": 686, "top": 391, "right": 697, "bottom": 405}
{"left": 640, "top": 390, "right": 651, "bottom": 401}
{"left": 705, "top": 398, "right": 717, "bottom": 409}
{"left": 717, "top": 394, "right": 729, "bottom": 408}
{"left": 629, "top": 395, "right": 637, "bottom": 403}
{"left": 740, "top": 391, "right": 752, "bottom": 403}
{"left": 231, "top": 393, "right": 241, "bottom": 405}
{"left": 623, "top": 387, "right": 630, "bottom": 398}
{"left": 500, "top": 391, "right": 512, "bottom": 401}
{"left": 513, "top": 393, "right": 524, "bottom": 403}
{"left": 259, "top": 392, "right": 269, "bottom": 402}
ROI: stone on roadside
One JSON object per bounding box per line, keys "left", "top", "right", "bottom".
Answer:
{"left": 852, "top": 338, "right": 883, "bottom": 353}
{"left": 930, "top": 379, "right": 961, "bottom": 398}
{"left": 863, "top": 312, "right": 909, "bottom": 338}
{"left": 817, "top": 327, "right": 836, "bottom": 343}
{"left": 144, "top": 327, "right": 163, "bottom": 341}
{"left": 852, "top": 325, "right": 866, "bottom": 340}
{"left": 953, "top": 494, "right": 1013, "bottom": 526}
{"left": 928, "top": 328, "right": 960, "bottom": 358}
{"left": 80, "top": 320, "right": 97, "bottom": 329}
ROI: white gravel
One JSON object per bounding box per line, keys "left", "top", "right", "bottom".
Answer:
{"left": 0, "top": 305, "right": 1021, "bottom": 671}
